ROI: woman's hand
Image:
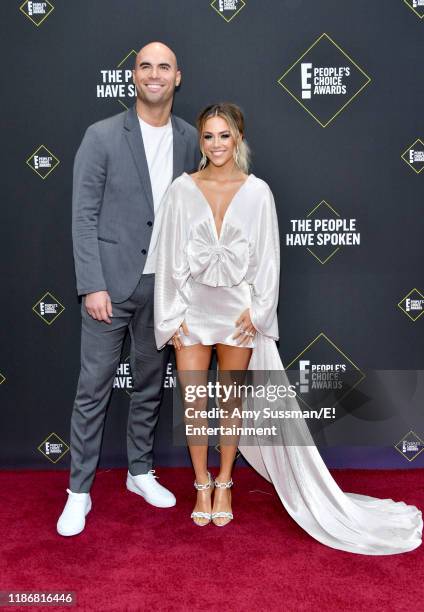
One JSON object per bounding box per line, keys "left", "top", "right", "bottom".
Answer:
{"left": 172, "top": 320, "right": 189, "bottom": 351}
{"left": 233, "top": 309, "right": 256, "bottom": 346}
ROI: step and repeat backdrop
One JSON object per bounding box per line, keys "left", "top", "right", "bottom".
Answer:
{"left": 1, "top": 0, "right": 423, "bottom": 472}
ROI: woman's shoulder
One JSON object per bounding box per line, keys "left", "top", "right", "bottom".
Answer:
{"left": 166, "top": 173, "right": 195, "bottom": 202}
{"left": 248, "top": 175, "right": 275, "bottom": 206}
{"left": 170, "top": 172, "right": 191, "bottom": 190}
{"left": 163, "top": 174, "right": 196, "bottom": 217}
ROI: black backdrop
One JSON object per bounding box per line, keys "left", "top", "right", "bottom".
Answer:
{"left": 1, "top": 0, "right": 423, "bottom": 471}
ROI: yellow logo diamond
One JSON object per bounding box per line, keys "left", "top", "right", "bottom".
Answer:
{"left": 26, "top": 145, "right": 60, "bottom": 179}
{"left": 32, "top": 291, "right": 65, "bottom": 325}
{"left": 116, "top": 50, "right": 138, "bottom": 110}
{"left": 403, "top": 0, "right": 424, "bottom": 19}
{"left": 286, "top": 200, "right": 360, "bottom": 264}
{"left": 308, "top": 200, "right": 342, "bottom": 264}
{"left": 277, "top": 33, "right": 371, "bottom": 127}
{"left": 401, "top": 138, "right": 424, "bottom": 174}
{"left": 38, "top": 432, "right": 70, "bottom": 464}
{"left": 97, "top": 50, "right": 138, "bottom": 111}
{"left": 394, "top": 431, "right": 424, "bottom": 462}
{"left": 398, "top": 288, "right": 424, "bottom": 322}
{"left": 210, "top": 0, "right": 246, "bottom": 22}
{"left": 286, "top": 332, "right": 366, "bottom": 411}
{"left": 19, "top": 1, "right": 54, "bottom": 27}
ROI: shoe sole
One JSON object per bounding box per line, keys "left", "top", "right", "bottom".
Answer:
{"left": 57, "top": 500, "right": 92, "bottom": 537}
{"left": 126, "top": 478, "right": 176, "bottom": 508}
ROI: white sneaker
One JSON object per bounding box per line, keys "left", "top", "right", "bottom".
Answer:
{"left": 57, "top": 488, "right": 92, "bottom": 537}
{"left": 126, "top": 470, "right": 176, "bottom": 508}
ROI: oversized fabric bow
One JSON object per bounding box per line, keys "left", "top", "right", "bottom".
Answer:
{"left": 186, "top": 219, "right": 249, "bottom": 287}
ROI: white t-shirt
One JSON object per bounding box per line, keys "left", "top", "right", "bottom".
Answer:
{"left": 138, "top": 115, "right": 173, "bottom": 274}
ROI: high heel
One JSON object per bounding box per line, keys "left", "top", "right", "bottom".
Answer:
{"left": 191, "top": 471, "right": 214, "bottom": 526}
{"left": 211, "top": 478, "right": 234, "bottom": 527}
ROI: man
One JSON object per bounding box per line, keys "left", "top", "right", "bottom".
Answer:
{"left": 57, "top": 42, "right": 200, "bottom": 536}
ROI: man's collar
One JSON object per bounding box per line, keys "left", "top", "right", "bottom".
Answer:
{"left": 124, "top": 104, "right": 184, "bottom": 135}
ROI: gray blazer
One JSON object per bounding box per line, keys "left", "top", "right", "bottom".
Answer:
{"left": 72, "top": 104, "right": 200, "bottom": 303}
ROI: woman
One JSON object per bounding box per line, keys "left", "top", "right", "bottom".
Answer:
{"left": 154, "top": 103, "right": 422, "bottom": 552}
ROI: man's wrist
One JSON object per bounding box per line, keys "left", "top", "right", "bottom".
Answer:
{"left": 78, "top": 289, "right": 107, "bottom": 298}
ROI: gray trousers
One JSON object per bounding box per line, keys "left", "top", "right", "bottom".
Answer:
{"left": 69, "top": 274, "right": 170, "bottom": 493}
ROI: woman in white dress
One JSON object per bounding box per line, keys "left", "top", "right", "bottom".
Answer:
{"left": 154, "top": 103, "right": 422, "bottom": 552}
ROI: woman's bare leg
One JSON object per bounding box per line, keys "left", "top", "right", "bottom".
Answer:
{"left": 175, "top": 344, "right": 213, "bottom": 524}
{"left": 213, "top": 344, "right": 252, "bottom": 525}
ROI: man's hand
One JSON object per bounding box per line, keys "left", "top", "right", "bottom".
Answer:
{"left": 85, "top": 291, "right": 113, "bottom": 324}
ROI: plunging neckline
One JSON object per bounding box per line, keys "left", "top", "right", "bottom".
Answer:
{"left": 184, "top": 172, "right": 252, "bottom": 241}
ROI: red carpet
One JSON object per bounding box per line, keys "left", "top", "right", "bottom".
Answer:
{"left": 0, "top": 468, "right": 422, "bottom": 611}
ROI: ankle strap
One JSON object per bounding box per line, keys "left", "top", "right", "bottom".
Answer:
{"left": 194, "top": 471, "right": 213, "bottom": 491}
{"left": 214, "top": 478, "right": 233, "bottom": 489}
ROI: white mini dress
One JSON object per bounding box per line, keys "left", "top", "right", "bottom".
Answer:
{"left": 154, "top": 172, "right": 280, "bottom": 350}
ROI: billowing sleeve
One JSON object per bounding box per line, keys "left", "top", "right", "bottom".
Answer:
{"left": 248, "top": 185, "right": 280, "bottom": 340}
{"left": 154, "top": 183, "right": 191, "bottom": 350}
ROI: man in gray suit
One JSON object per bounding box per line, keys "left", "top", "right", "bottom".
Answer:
{"left": 57, "top": 42, "right": 199, "bottom": 536}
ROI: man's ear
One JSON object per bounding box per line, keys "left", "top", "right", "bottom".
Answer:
{"left": 176, "top": 70, "right": 182, "bottom": 87}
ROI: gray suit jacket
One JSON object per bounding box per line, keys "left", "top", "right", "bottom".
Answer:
{"left": 72, "top": 104, "right": 200, "bottom": 303}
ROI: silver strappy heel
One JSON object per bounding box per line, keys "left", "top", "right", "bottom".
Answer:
{"left": 212, "top": 478, "right": 234, "bottom": 526}
{"left": 191, "top": 471, "right": 214, "bottom": 526}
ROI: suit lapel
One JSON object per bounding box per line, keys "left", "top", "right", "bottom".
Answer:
{"left": 124, "top": 106, "right": 154, "bottom": 214}
{"left": 124, "top": 106, "right": 188, "bottom": 214}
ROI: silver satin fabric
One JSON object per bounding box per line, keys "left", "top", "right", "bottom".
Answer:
{"left": 154, "top": 172, "right": 422, "bottom": 555}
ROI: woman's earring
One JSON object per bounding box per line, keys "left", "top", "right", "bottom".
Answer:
{"left": 234, "top": 145, "right": 240, "bottom": 168}
{"left": 200, "top": 152, "right": 208, "bottom": 170}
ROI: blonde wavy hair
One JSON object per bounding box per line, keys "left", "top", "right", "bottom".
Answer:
{"left": 196, "top": 103, "right": 251, "bottom": 174}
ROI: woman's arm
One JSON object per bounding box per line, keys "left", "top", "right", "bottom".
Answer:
{"left": 154, "top": 185, "right": 190, "bottom": 350}
{"left": 249, "top": 185, "right": 280, "bottom": 339}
